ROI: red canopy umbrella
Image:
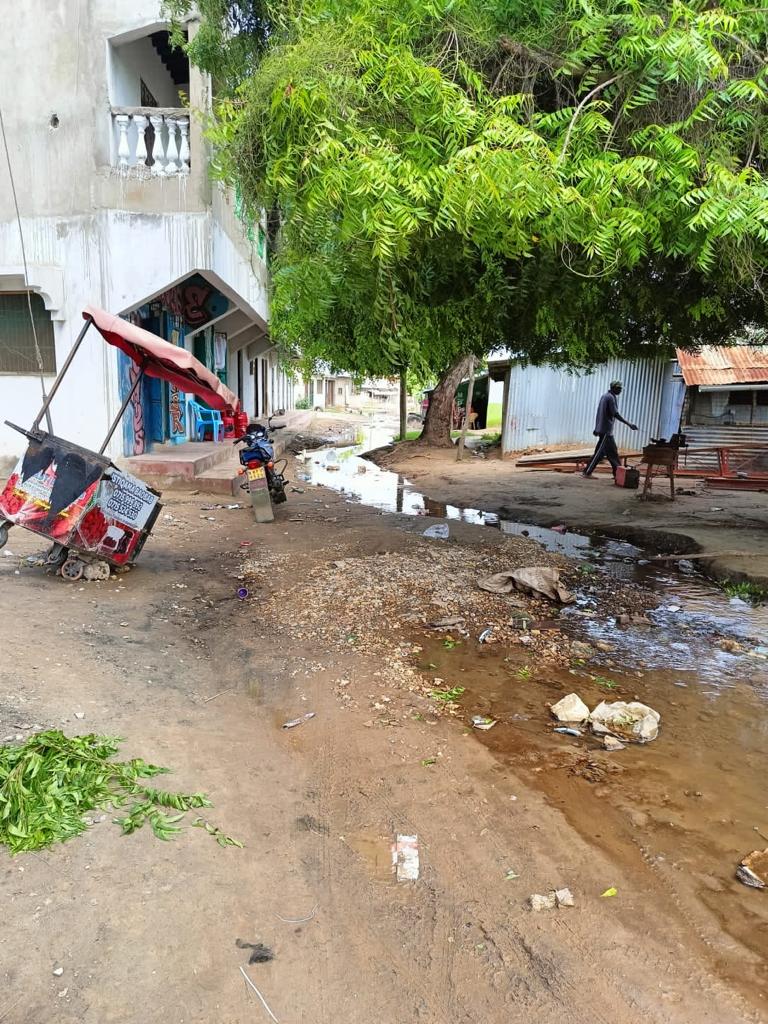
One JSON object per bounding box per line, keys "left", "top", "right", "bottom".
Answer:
{"left": 83, "top": 305, "right": 239, "bottom": 413}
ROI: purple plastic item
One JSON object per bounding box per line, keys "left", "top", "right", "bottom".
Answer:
{"left": 237, "top": 587, "right": 249, "bottom": 600}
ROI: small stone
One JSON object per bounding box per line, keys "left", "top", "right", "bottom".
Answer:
{"left": 550, "top": 693, "right": 590, "bottom": 724}
{"left": 603, "top": 736, "right": 625, "bottom": 752}
{"left": 529, "top": 892, "right": 557, "bottom": 912}
{"left": 554, "top": 887, "right": 575, "bottom": 907}
{"left": 53, "top": 966, "right": 64, "bottom": 977}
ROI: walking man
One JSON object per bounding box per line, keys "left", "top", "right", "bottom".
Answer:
{"left": 583, "top": 380, "right": 637, "bottom": 478}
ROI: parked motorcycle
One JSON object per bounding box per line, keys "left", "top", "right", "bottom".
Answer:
{"left": 235, "top": 418, "right": 288, "bottom": 523}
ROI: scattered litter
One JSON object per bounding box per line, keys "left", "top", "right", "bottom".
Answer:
{"left": 275, "top": 904, "right": 318, "bottom": 924}
{"left": 709, "top": 507, "right": 724, "bottom": 512}
{"left": 392, "top": 834, "right": 419, "bottom": 881}
{"left": 529, "top": 888, "right": 574, "bottom": 911}
{"left": 590, "top": 700, "right": 660, "bottom": 743}
{"left": 423, "top": 524, "right": 449, "bottom": 540}
{"left": 204, "top": 688, "right": 233, "bottom": 703}
{"left": 550, "top": 693, "right": 590, "bottom": 724}
{"left": 551, "top": 524, "right": 567, "bottom": 534}
{"left": 736, "top": 849, "right": 768, "bottom": 889}
{"left": 2, "top": 550, "right": 14, "bottom": 557}
{"left": 239, "top": 541, "right": 252, "bottom": 548}
{"left": 554, "top": 727, "right": 582, "bottom": 737}
{"left": 421, "top": 757, "right": 437, "bottom": 766}
{"left": 236, "top": 939, "right": 275, "bottom": 964}
{"left": 52, "top": 966, "right": 64, "bottom": 977}
{"left": 471, "top": 715, "right": 497, "bottom": 731}
{"left": 601, "top": 887, "right": 618, "bottom": 898}
{"left": 478, "top": 628, "right": 493, "bottom": 644}
{"left": 290, "top": 487, "right": 305, "bottom": 493}
{"left": 237, "top": 587, "right": 249, "bottom": 600}
{"left": 326, "top": 465, "right": 340, "bottom": 472}
{"left": 239, "top": 966, "right": 280, "bottom": 1024}
{"left": 478, "top": 566, "right": 574, "bottom": 604}
{"left": 282, "top": 712, "right": 316, "bottom": 730}
{"left": 73, "top": 712, "right": 85, "bottom": 721}
{"left": 603, "top": 736, "right": 625, "bottom": 752}
{"left": 665, "top": 605, "right": 682, "bottom": 613}
{"left": 505, "top": 869, "right": 519, "bottom": 880}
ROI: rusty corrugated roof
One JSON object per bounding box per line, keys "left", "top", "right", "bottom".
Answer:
{"left": 676, "top": 346, "right": 768, "bottom": 387}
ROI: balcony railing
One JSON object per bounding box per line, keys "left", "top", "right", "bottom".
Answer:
{"left": 110, "top": 107, "right": 190, "bottom": 177}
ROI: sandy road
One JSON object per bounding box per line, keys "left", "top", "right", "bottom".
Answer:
{"left": 0, "top": 486, "right": 761, "bottom": 1024}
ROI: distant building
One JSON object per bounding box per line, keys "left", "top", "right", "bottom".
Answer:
{"left": 297, "top": 372, "right": 401, "bottom": 413}
{"left": 0, "top": 1, "right": 294, "bottom": 470}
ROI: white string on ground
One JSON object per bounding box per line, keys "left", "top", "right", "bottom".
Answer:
{"left": 239, "top": 966, "right": 280, "bottom": 1024}
{"left": 275, "top": 903, "right": 318, "bottom": 924}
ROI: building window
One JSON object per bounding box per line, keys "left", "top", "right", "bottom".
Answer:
{"left": 0, "top": 293, "right": 56, "bottom": 374}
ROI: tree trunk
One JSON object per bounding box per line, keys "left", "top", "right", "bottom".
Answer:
{"left": 416, "top": 355, "right": 473, "bottom": 448}
{"left": 399, "top": 369, "right": 407, "bottom": 441}
{"left": 456, "top": 355, "right": 476, "bottom": 461}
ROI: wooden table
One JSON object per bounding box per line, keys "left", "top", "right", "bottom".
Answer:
{"left": 641, "top": 445, "right": 677, "bottom": 500}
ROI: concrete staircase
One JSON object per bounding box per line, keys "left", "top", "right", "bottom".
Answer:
{"left": 123, "top": 435, "right": 290, "bottom": 495}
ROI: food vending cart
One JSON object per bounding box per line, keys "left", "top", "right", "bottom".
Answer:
{"left": 0, "top": 306, "right": 240, "bottom": 580}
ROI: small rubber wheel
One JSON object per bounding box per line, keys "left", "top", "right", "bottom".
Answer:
{"left": 0, "top": 524, "right": 8, "bottom": 550}
{"left": 61, "top": 557, "right": 85, "bottom": 581}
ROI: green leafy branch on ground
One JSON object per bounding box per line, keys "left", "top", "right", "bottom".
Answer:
{"left": 0, "top": 731, "right": 240, "bottom": 854}
{"left": 720, "top": 579, "right": 767, "bottom": 605}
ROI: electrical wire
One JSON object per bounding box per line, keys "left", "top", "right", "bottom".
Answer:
{"left": 0, "top": 104, "right": 53, "bottom": 432}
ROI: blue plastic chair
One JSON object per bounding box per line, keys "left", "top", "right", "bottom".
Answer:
{"left": 187, "top": 399, "right": 224, "bottom": 443}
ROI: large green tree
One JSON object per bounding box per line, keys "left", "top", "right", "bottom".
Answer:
{"left": 169, "top": 0, "right": 768, "bottom": 443}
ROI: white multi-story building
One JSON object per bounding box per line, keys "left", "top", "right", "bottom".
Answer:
{"left": 0, "top": 1, "right": 294, "bottom": 471}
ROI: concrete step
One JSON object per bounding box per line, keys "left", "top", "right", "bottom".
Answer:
{"left": 194, "top": 434, "right": 291, "bottom": 495}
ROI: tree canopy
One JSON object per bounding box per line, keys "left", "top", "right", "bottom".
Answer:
{"left": 169, "top": 0, "right": 768, "bottom": 424}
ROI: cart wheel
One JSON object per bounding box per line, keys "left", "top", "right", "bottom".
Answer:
{"left": 83, "top": 560, "right": 111, "bottom": 582}
{"left": 0, "top": 524, "right": 9, "bottom": 550}
{"left": 60, "top": 557, "right": 85, "bottom": 581}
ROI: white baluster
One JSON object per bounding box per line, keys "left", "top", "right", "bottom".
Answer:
{"left": 177, "top": 117, "right": 190, "bottom": 174}
{"left": 165, "top": 117, "right": 180, "bottom": 176}
{"left": 149, "top": 114, "right": 166, "bottom": 176}
{"left": 115, "top": 114, "right": 131, "bottom": 170}
{"left": 134, "top": 114, "right": 148, "bottom": 171}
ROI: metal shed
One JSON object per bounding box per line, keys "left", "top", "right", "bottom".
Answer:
{"left": 488, "top": 357, "right": 671, "bottom": 456}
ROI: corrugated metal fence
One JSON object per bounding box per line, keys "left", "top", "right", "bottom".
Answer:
{"left": 679, "top": 426, "right": 768, "bottom": 472}
{"left": 501, "top": 358, "right": 667, "bottom": 454}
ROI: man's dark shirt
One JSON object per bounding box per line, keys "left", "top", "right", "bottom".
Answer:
{"left": 594, "top": 391, "right": 618, "bottom": 435}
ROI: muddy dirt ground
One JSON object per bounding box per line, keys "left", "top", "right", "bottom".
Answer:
{"left": 373, "top": 442, "right": 768, "bottom": 585}
{"left": 1, "top": 450, "right": 768, "bottom": 1023}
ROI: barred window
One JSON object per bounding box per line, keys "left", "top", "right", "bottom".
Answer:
{"left": 0, "top": 293, "right": 56, "bottom": 374}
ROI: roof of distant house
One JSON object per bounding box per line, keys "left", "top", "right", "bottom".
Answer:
{"left": 676, "top": 346, "right": 768, "bottom": 387}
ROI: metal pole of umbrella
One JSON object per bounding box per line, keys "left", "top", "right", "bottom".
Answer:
{"left": 99, "top": 361, "right": 146, "bottom": 455}
{"left": 31, "top": 319, "right": 92, "bottom": 434}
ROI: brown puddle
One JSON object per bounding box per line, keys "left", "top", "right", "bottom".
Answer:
{"left": 304, "top": 430, "right": 768, "bottom": 1002}
{"left": 344, "top": 831, "right": 395, "bottom": 883}
{"left": 417, "top": 629, "right": 768, "bottom": 1003}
